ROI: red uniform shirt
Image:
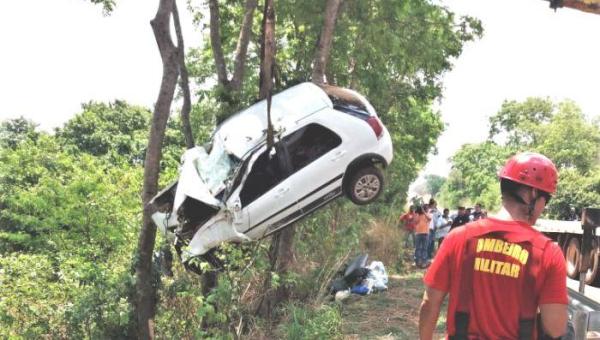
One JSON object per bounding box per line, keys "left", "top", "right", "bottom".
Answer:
{"left": 424, "top": 217, "right": 567, "bottom": 339}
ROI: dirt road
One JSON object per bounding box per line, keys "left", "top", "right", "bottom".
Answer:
{"left": 341, "top": 271, "right": 447, "bottom": 339}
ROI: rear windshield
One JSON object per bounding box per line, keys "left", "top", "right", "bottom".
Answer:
{"left": 320, "top": 85, "right": 371, "bottom": 117}
{"left": 332, "top": 103, "right": 370, "bottom": 118}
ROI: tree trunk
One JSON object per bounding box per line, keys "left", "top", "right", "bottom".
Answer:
{"left": 272, "top": 227, "right": 295, "bottom": 301}
{"left": 208, "top": 0, "right": 229, "bottom": 87}
{"left": 135, "top": 0, "right": 180, "bottom": 338}
{"left": 229, "top": 0, "right": 258, "bottom": 91}
{"left": 311, "top": 0, "right": 343, "bottom": 85}
{"left": 204, "top": 0, "right": 258, "bottom": 297}
{"left": 256, "top": 0, "right": 297, "bottom": 319}
{"left": 256, "top": 226, "right": 296, "bottom": 319}
{"left": 172, "top": 0, "right": 194, "bottom": 149}
{"left": 258, "top": 0, "right": 275, "bottom": 99}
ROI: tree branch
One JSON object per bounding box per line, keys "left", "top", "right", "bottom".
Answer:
{"left": 173, "top": 0, "right": 194, "bottom": 149}
{"left": 311, "top": 0, "right": 343, "bottom": 84}
{"left": 229, "top": 0, "right": 258, "bottom": 91}
{"left": 208, "top": 0, "right": 230, "bottom": 87}
{"left": 259, "top": 0, "right": 275, "bottom": 99}
{"left": 150, "top": 0, "right": 176, "bottom": 62}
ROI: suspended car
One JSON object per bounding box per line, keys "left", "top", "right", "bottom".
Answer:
{"left": 150, "top": 82, "right": 393, "bottom": 272}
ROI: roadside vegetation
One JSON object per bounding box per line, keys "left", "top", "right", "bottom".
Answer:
{"left": 437, "top": 98, "right": 600, "bottom": 218}
{"left": 0, "top": 0, "right": 483, "bottom": 338}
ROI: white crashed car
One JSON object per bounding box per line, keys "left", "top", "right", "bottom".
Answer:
{"left": 151, "top": 82, "right": 393, "bottom": 270}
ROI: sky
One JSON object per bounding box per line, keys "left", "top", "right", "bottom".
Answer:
{"left": 1, "top": 0, "right": 600, "bottom": 178}
{"left": 0, "top": 0, "right": 201, "bottom": 129}
{"left": 425, "top": 0, "right": 600, "bottom": 177}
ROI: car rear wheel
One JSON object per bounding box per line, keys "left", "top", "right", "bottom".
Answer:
{"left": 346, "top": 166, "right": 384, "bottom": 205}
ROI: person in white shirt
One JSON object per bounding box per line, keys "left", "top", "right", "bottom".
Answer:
{"left": 435, "top": 208, "right": 452, "bottom": 248}
{"left": 427, "top": 199, "right": 441, "bottom": 260}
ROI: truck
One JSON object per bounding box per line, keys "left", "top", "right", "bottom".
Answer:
{"left": 534, "top": 208, "right": 600, "bottom": 285}
{"left": 535, "top": 208, "right": 600, "bottom": 339}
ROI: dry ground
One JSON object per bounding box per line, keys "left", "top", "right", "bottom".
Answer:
{"left": 340, "top": 270, "right": 447, "bottom": 340}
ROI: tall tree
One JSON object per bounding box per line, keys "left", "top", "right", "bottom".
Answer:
{"left": 208, "top": 0, "right": 258, "bottom": 92}
{"left": 443, "top": 97, "right": 600, "bottom": 214}
{"left": 488, "top": 97, "right": 554, "bottom": 148}
{"left": 255, "top": 0, "right": 289, "bottom": 318}
{"left": 438, "top": 141, "right": 511, "bottom": 211}
{"left": 0, "top": 117, "right": 40, "bottom": 149}
{"left": 208, "top": 0, "right": 229, "bottom": 87}
{"left": 536, "top": 100, "right": 600, "bottom": 173}
{"left": 311, "top": 0, "right": 343, "bottom": 84}
{"left": 489, "top": 97, "right": 600, "bottom": 173}
{"left": 424, "top": 174, "right": 446, "bottom": 198}
{"left": 56, "top": 101, "right": 151, "bottom": 163}
{"left": 135, "top": 0, "right": 181, "bottom": 338}
{"left": 172, "top": 0, "right": 194, "bottom": 149}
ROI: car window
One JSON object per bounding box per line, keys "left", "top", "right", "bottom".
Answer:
{"left": 239, "top": 146, "right": 287, "bottom": 207}
{"left": 283, "top": 124, "right": 342, "bottom": 174}
{"left": 226, "top": 155, "right": 251, "bottom": 199}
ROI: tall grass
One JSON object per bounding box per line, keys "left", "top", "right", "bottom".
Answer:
{"left": 360, "top": 219, "right": 407, "bottom": 273}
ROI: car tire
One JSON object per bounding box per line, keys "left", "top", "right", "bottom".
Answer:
{"left": 346, "top": 166, "right": 384, "bottom": 205}
{"left": 584, "top": 238, "right": 599, "bottom": 285}
{"left": 566, "top": 237, "right": 581, "bottom": 279}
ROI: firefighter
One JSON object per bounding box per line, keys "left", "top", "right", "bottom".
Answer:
{"left": 418, "top": 152, "right": 568, "bottom": 339}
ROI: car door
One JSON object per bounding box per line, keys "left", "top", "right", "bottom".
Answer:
{"left": 279, "top": 123, "right": 344, "bottom": 221}
{"left": 234, "top": 142, "right": 296, "bottom": 239}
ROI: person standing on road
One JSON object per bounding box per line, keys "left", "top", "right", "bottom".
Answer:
{"left": 414, "top": 205, "right": 432, "bottom": 268}
{"left": 435, "top": 208, "right": 452, "bottom": 248}
{"left": 450, "top": 206, "right": 470, "bottom": 231}
{"left": 427, "top": 199, "right": 441, "bottom": 260}
{"left": 399, "top": 206, "right": 417, "bottom": 247}
{"left": 419, "top": 152, "right": 567, "bottom": 339}
{"left": 471, "top": 203, "right": 485, "bottom": 221}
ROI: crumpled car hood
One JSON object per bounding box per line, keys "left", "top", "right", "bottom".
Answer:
{"left": 173, "top": 147, "right": 223, "bottom": 211}
{"left": 150, "top": 140, "right": 237, "bottom": 223}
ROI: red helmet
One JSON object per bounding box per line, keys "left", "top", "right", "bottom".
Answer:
{"left": 498, "top": 152, "right": 558, "bottom": 194}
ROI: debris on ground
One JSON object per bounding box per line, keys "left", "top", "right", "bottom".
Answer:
{"left": 329, "top": 254, "right": 389, "bottom": 299}
{"left": 341, "top": 272, "right": 447, "bottom": 339}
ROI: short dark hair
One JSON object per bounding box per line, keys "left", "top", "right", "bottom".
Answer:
{"left": 501, "top": 178, "right": 525, "bottom": 197}
{"left": 501, "top": 178, "right": 551, "bottom": 202}
{"left": 429, "top": 198, "right": 436, "bottom": 205}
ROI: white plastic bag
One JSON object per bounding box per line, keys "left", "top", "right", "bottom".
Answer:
{"left": 365, "top": 261, "right": 388, "bottom": 292}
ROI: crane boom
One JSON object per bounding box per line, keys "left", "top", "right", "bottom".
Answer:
{"left": 547, "top": 0, "right": 600, "bottom": 15}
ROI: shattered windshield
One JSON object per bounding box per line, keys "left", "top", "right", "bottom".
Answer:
{"left": 193, "top": 137, "right": 239, "bottom": 196}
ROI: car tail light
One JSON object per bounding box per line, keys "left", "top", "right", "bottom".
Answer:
{"left": 366, "top": 116, "right": 383, "bottom": 139}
